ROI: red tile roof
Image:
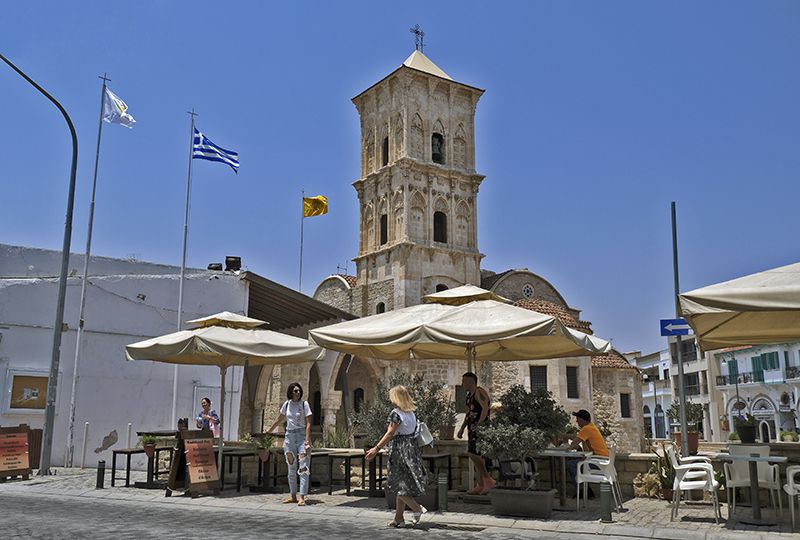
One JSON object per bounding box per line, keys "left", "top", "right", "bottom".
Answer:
{"left": 512, "top": 298, "right": 592, "bottom": 333}
{"left": 591, "top": 350, "right": 639, "bottom": 370}
{"left": 341, "top": 275, "right": 357, "bottom": 288}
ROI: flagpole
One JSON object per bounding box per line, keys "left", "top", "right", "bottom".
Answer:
{"left": 65, "top": 73, "right": 110, "bottom": 467}
{"left": 299, "top": 189, "right": 305, "bottom": 291}
{"left": 173, "top": 109, "right": 196, "bottom": 428}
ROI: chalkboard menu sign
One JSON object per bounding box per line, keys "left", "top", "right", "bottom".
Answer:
{"left": 0, "top": 425, "right": 31, "bottom": 481}
{"left": 166, "top": 429, "right": 219, "bottom": 497}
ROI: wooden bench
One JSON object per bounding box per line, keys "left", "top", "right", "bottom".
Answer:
{"left": 111, "top": 446, "right": 173, "bottom": 487}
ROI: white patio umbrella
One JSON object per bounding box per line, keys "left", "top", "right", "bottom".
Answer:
{"left": 309, "top": 285, "right": 611, "bottom": 368}
{"left": 679, "top": 262, "right": 800, "bottom": 351}
{"left": 125, "top": 311, "right": 324, "bottom": 477}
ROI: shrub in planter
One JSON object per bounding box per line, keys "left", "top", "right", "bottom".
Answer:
{"left": 352, "top": 373, "right": 453, "bottom": 445}
{"left": 780, "top": 430, "right": 799, "bottom": 442}
{"left": 733, "top": 414, "right": 758, "bottom": 443}
{"left": 241, "top": 432, "right": 276, "bottom": 461}
{"left": 477, "top": 386, "right": 566, "bottom": 518}
{"left": 140, "top": 434, "right": 157, "bottom": 458}
{"left": 647, "top": 442, "right": 676, "bottom": 501}
{"left": 667, "top": 400, "right": 704, "bottom": 454}
{"left": 728, "top": 432, "right": 740, "bottom": 442}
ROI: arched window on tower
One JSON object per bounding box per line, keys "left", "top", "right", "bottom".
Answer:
{"left": 382, "top": 136, "right": 389, "bottom": 167}
{"left": 353, "top": 388, "right": 365, "bottom": 413}
{"left": 431, "top": 133, "right": 445, "bottom": 164}
{"left": 380, "top": 214, "right": 388, "bottom": 245}
{"left": 436, "top": 284, "right": 448, "bottom": 292}
{"left": 433, "top": 211, "right": 447, "bottom": 243}
{"left": 376, "top": 302, "right": 385, "bottom": 314}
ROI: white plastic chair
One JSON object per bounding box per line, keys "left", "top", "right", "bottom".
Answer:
{"left": 783, "top": 465, "right": 800, "bottom": 529}
{"left": 723, "top": 445, "right": 781, "bottom": 517}
{"left": 666, "top": 443, "right": 722, "bottom": 523}
{"left": 576, "top": 444, "right": 623, "bottom": 511}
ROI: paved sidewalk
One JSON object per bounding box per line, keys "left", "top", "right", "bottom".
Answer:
{"left": 1, "top": 469, "right": 796, "bottom": 539}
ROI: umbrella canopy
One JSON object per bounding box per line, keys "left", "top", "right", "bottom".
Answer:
{"left": 309, "top": 285, "right": 611, "bottom": 362}
{"left": 679, "top": 261, "right": 800, "bottom": 351}
{"left": 125, "top": 311, "right": 324, "bottom": 479}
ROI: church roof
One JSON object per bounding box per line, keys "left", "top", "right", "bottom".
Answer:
{"left": 341, "top": 275, "right": 358, "bottom": 288}
{"left": 512, "top": 298, "right": 592, "bottom": 333}
{"left": 591, "top": 350, "right": 639, "bottom": 371}
{"left": 402, "top": 50, "right": 452, "bottom": 80}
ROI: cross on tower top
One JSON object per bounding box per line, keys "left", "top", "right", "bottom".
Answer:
{"left": 409, "top": 24, "right": 425, "bottom": 52}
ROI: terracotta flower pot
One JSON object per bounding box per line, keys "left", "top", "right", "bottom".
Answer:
{"left": 143, "top": 443, "right": 156, "bottom": 459}
{"left": 661, "top": 488, "right": 674, "bottom": 501}
{"left": 673, "top": 431, "right": 700, "bottom": 455}
{"left": 258, "top": 448, "right": 270, "bottom": 462}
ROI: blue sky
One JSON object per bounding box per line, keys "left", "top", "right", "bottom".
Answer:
{"left": 2, "top": 1, "right": 798, "bottom": 354}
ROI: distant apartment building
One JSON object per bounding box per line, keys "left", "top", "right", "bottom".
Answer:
{"left": 713, "top": 343, "right": 800, "bottom": 441}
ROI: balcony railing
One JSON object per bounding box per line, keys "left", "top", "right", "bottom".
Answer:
{"left": 786, "top": 366, "right": 800, "bottom": 380}
{"left": 716, "top": 371, "right": 763, "bottom": 386}
{"left": 684, "top": 385, "right": 701, "bottom": 396}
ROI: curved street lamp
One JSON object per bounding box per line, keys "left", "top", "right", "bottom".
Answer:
{"left": 0, "top": 53, "right": 78, "bottom": 475}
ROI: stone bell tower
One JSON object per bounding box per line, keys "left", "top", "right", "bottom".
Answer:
{"left": 351, "top": 50, "right": 486, "bottom": 314}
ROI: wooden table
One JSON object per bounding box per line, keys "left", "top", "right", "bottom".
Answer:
{"left": 251, "top": 447, "right": 333, "bottom": 492}
{"left": 535, "top": 449, "right": 592, "bottom": 508}
{"left": 133, "top": 430, "right": 178, "bottom": 489}
{"left": 215, "top": 448, "right": 256, "bottom": 492}
{"left": 718, "top": 453, "right": 787, "bottom": 526}
{"left": 328, "top": 450, "right": 366, "bottom": 495}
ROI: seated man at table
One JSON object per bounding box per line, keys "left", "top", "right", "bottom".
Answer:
{"left": 566, "top": 409, "right": 609, "bottom": 497}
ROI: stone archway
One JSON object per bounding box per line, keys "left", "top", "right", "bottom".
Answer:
{"left": 328, "top": 354, "right": 382, "bottom": 432}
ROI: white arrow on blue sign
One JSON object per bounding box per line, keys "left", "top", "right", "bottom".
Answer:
{"left": 660, "top": 318, "right": 692, "bottom": 336}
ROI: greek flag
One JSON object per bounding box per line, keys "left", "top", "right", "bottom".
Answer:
{"left": 192, "top": 128, "right": 239, "bottom": 173}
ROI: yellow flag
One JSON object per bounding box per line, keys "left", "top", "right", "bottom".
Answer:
{"left": 303, "top": 195, "right": 328, "bottom": 217}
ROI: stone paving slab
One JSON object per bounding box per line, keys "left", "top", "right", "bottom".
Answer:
{"left": 2, "top": 468, "right": 797, "bottom": 538}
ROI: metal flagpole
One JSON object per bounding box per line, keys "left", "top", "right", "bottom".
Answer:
{"left": 173, "top": 109, "right": 196, "bottom": 428}
{"left": 670, "top": 201, "right": 690, "bottom": 457}
{"left": 299, "top": 189, "right": 305, "bottom": 291}
{"left": 65, "top": 73, "right": 110, "bottom": 467}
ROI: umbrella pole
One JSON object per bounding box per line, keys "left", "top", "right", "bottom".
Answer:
{"left": 217, "top": 366, "right": 226, "bottom": 479}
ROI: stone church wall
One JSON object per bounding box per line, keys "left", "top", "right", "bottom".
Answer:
{"left": 314, "top": 278, "right": 355, "bottom": 315}
{"left": 492, "top": 272, "right": 566, "bottom": 308}
{"left": 592, "top": 368, "right": 644, "bottom": 453}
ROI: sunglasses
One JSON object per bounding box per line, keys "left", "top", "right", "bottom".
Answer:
{"left": 293, "top": 389, "right": 302, "bottom": 393}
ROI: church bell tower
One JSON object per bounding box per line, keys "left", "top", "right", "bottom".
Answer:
{"left": 351, "top": 49, "right": 485, "bottom": 313}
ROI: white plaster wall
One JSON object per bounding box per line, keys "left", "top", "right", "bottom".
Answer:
{"left": 0, "top": 264, "right": 248, "bottom": 470}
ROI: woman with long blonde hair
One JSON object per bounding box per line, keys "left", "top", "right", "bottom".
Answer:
{"left": 366, "top": 385, "right": 428, "bottom": 527}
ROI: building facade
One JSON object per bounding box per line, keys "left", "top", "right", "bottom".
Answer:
{"left": 310, "top": 51, "right": 644, "bottom": 452}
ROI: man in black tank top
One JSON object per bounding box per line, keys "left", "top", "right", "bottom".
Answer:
{"left": 457, "top": 372, "right": 495, "bottom": 495}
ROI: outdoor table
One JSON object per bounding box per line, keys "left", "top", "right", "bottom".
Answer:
{"left": 214, "top": 448, "right": 256, "bottom": 492}
{"left": 535, "top": 448, "right": 593, "bottom": 509}
{"left": 249, "top": 447, "right": 334, "bottom": 492}
{"left": 718, "top": 453, "right": 787, "bottom": 526}
{"left": 327, "top": 450, "right": 366, "bottom": 495}
{"left": 422, "top": 452, "right": 453, "bottom": 490}
{"left": 133, "top": 430, "right": 178, "bottom": 489}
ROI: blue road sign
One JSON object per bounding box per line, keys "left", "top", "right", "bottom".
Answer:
{"left": 660, "top": 318, "right": 692, "bottom": 336}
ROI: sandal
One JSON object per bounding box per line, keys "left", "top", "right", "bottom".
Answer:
{"left": 412, "top": 505, "right": 427, "bottom": 524}
{"left": 282, "top": 497, "right": 298, "bottom": 504}
{"left": 478, "top": 478, "right": 496, "bottom": 495}
{"left": 388, "top": 520, "right": 405, "bottom": 528}
{"left": 297, "top": 500, "right": 306, "bottom": 507}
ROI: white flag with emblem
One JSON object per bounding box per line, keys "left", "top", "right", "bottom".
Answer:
{"left": 102, "top": 88, "right": 136, "bottom": 128}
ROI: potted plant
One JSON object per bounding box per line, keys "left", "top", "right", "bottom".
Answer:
{"left": 780, "top": 430, "right": 799, "bottom": 443}
{"left": 647, "top": 442, "right": 676, "bottom": 501}
{"left": 733, "top": 414, "right": 758, "bottom": 444}
{"left": 728, "top": 432, "right": 740, "bottom": 443}
{"left": 439, "top": 400, "right": 457, "bottom": 441}
{"left": 241, "top": 432, "right": 275, "bottom": 462}
{"left": 477, "top": 385, "right": 566, "bottom": 518}
{"left": 140, "top": 434, "right": 157, "bottom": 458}
{"left": 667, "top": 400, "right": 704, "bottom": 454}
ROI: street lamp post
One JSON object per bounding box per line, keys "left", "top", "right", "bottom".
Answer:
{"left": 0, "top": 53, "right": 79, "bottom": 475}
{"left": 722, "top": 352, "right": 742, "bottom": 422}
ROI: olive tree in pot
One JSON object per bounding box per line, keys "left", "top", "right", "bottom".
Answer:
{"left": 733, "top": 414, "right": 758, "bottom": 444}
{"left": 478, "top": 385, "right": 567, "bottom": 518}
{"left": 667, "top": 400, "right": 704, "bottom": 455}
